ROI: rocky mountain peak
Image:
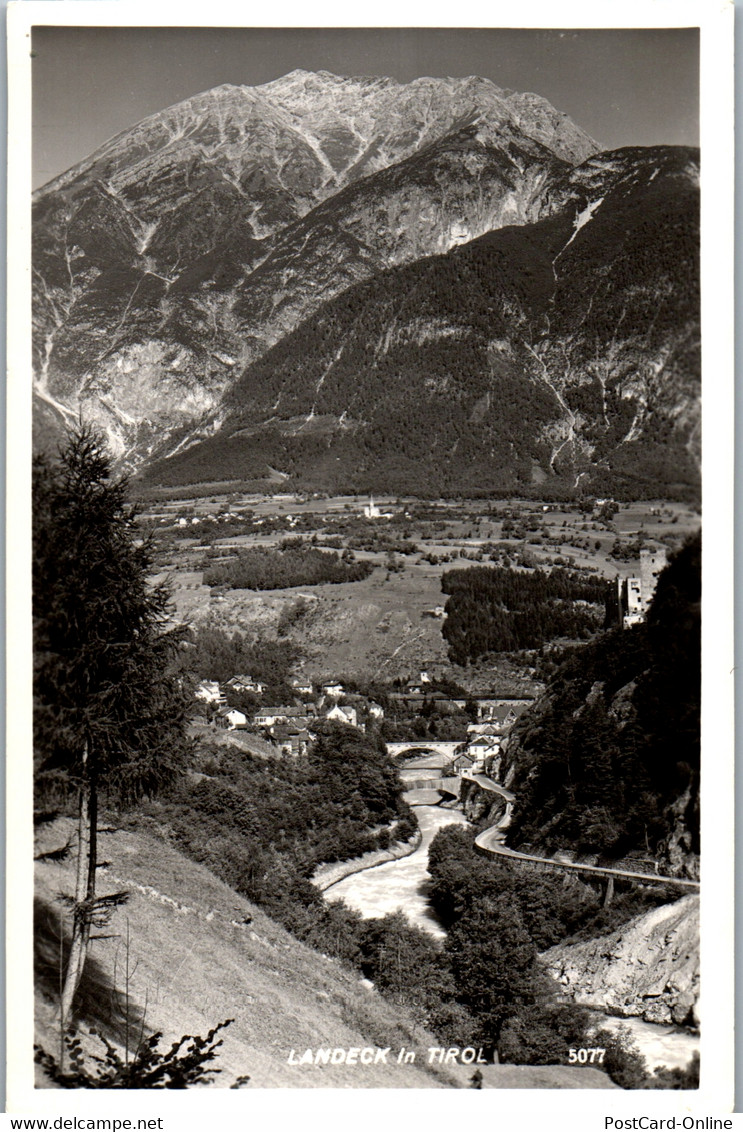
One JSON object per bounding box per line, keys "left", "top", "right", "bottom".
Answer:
{"left": 258, "top": 67, "right": 397, "bottom": 98}
{"left": 35, "top": 69, "right": 598, "bottom": 210}
{"left": 32, "top": 70, "right": 697, "bottom": 496}
{"left": 251, "top": 69, "right": 599, "bottom": 171}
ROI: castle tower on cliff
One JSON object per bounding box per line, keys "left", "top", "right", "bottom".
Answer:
{"left": 618, "top": 546, "right": 668, "bottom": 628}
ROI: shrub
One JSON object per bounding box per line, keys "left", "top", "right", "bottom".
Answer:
{"left": 592, "top": 1027, "right": 650, "bottom": 1089}
{"left": 35, "top": 1021, "right": 248, "bottom": 1089}
{"left": 649, "top": 1052, "right": 699, "bottom": 1090}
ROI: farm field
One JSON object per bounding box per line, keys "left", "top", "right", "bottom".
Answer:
{"left": 145, "top": 493, "right": 700, "bottom": 685}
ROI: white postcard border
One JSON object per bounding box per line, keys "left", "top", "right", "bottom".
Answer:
{"left": 5, "top": 0, "right": 735, "bottom": 1121}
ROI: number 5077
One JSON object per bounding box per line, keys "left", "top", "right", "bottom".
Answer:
{"left": 568, "top": 1048, "right": 606, "bottom": 1064}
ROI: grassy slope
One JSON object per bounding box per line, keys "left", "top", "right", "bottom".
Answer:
{"left": 184, "top": 562, "right": 451, "bottom": 682}
{"left": 35, "top": 819, "right": 454, "bottom": 1088}
{"left": 35, "top": 818, "right": 615, "bottom": 1089}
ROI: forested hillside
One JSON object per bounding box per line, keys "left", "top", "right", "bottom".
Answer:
{"left": 502, "top": 534, "right": 700, "bottom": 873}
{"left": 143, "top": 146, "right": 700, "bottom": 497}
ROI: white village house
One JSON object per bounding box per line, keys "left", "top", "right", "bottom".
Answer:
{"left": 466, "top": 735, "right": 500, "bottom": 771}
{"left": 217, "top": 706, "right": 248, "bottom": 730}
{"left": 324, "top": 703, "right": 360, "bottom": 729}
{"left": 320, "top": 681, "right": 345, "bottom": 699}
{"left": 195, "top": 680, "right": 225, "bottom": 706}
{"left": 254, "top": 706, "right": 312, "bottom": 728}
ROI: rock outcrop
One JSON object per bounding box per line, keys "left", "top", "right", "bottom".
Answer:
{"left": 459, "top": 778, "right": 507, "bottom": 824}
{"left": 542, "top": 894, "right": 699, "bottom": 1027}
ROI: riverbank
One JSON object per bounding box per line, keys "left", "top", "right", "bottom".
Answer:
{"left": 543, "top": 894, "right": 699, "bottom": 1028}
{"left": 318, "top": 764, "right": 699, "bottom": 1074}
{"left": 312, "top": 830, "right": 422, "bottom": 892}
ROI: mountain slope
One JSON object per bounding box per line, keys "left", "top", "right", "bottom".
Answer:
{"left": 144, "top": 146, "right": 699, "bottom": 496}
{"left": 220, "top": 122, "right": 570, "bottom": 364}
{"left": 500, "top": 533, "right": 700, "bottom": 874}
{"left": 32, "top": 71, "right": 598, "bottom": 466}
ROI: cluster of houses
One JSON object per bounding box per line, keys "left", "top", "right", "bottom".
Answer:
{"left": 173, "top": 511, "right": 242, "bottom": 528}
{"left": 194, "top": 664, "right": 533, "bottom": 769}
{"left": 194, "top": 674, "right": 384, "bottom": 757}
{"left": 391, "top": 671, "right": 531, "bottom": 719}
{"left": 448, "top": 700, "right": 532, "bottom": 779}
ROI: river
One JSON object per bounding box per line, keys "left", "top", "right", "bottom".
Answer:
{"left": 593, "top": 1014, "right": 699, "bottom": 1074}
{"left": 324, "top": 764, "right": 698, "bottom": 1073}
{"left": 325, "top": 802, "right": 470, "bottom": 937}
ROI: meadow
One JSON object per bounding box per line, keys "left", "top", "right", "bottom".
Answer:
{"left": 143, "top": 492, "right": 699, "bottom": 685}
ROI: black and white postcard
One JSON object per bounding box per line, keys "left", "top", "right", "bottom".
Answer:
{"left": 5, "top": 2, "right": 735, "bottom": 1124}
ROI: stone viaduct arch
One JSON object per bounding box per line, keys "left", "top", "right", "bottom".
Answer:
{"left": 385, "top": 741, "right": 462, "bottom": 762}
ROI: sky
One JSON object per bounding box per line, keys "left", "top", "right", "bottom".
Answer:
{"left": 31, "top": 25, "right": 699, "bottom": 189}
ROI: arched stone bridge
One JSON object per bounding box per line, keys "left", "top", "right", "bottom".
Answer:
{"left": 385, "top": 741, "right": 462, "bottom": 764}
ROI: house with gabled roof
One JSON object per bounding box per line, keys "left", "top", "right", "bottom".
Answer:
{"left": 451, "top": 751, "right": 476, "bottom": 775}
{"left": 466, "top": 735, "right": 500, "bottom": 771}
{"left": 403, "top": 670, "right": 432, "bottom": 696}
{"left": 467, "top": 722, "right": 501, "bottom": 738}
{"left": 273, "top": 724, "right": 312, "bottom": 757}
{"left": 324, "top": 703, "right": 360, "bottom": 729}
{"left": 216, "top": 706, "right": 248, "bottom": 730}
{"left": 474, "top": 700, "right": 532, "bottom": 731}
{"left": 226, "top": 674, "right": 266, "bottom": 695}
{"left": 254, "top": 706, "right": 311, "bottom": 728}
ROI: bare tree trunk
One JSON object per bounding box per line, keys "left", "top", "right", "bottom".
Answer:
{"left": 59, "top": 748, "right": 97, "bottom": 1050}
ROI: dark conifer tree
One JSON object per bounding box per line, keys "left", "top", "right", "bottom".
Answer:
{"left": 33, "top": 427, "right": 191, "bottom": 1034}
{"left": 445, "top": 894, "right": 546, "bottom": 1051}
